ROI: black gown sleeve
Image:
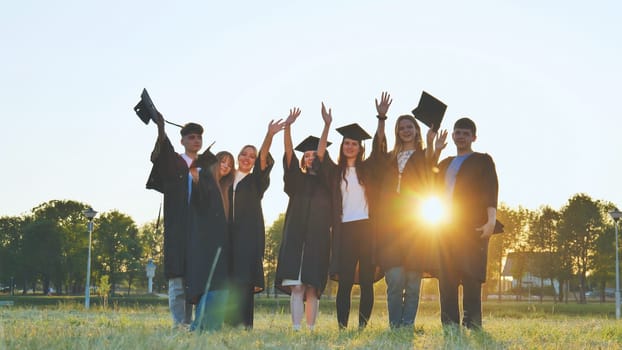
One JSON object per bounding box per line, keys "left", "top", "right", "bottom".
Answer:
{"left": 146, "top": 136, "right": 176, "bottom": 193}
{"left": 283, "top": 153, "right": 302, "bottom": 197}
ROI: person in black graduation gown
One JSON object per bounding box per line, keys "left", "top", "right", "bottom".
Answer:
{"left": 373, "top": 92, "right": 447, "bottom": 329}
{"left": 185, "top": 151, "right": 234, "bottom": 332}
{"left": 435, "top": 117, "right": 498, "bottom": 330}
{"left": 145, "top": 112, "right": 216, "bottom": 327}
{"left": 317, "top": 103, "right": 384, "bottom": 330}
{"left": 274, "top": 107, "right": 332, "bottom": 331}
{"left": 227, "top": 118, "right": 287, "bottom": 329}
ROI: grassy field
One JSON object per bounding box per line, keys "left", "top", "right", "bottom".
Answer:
{"left": 1, "top": 297, "right": 622, "bottom": 349}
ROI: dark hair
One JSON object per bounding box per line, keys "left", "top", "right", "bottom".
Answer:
{"left": 454, "top": 117, "right": 477, "bottom": 136}
{"left": 390, "top": 115, "right": 424, "bottom": 160}
{"left": 300, "top": 151, "right": 317, "bottom": 173}
{"left": 337, "top": 137, "right": 367, "bottom": 192}
{"left": 210, "top": 151, "right": 234, "bottom": 220}
{"left": 180, "top": 122, "right": 203, "bottom": 136}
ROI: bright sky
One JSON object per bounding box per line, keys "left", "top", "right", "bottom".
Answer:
{"left": 1, "top": 1, "right": 620, "bottom": 227}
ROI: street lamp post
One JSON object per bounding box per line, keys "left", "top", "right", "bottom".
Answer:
{"left": 146, "top": 259, "right": 156, "bottom": 294}
{"left": 83, "top": 207, "right": 98, "bottom": 309}
{"left": 609, "top": 208, "right": 622, "bottom": 320}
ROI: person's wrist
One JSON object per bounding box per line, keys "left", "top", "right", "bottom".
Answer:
{"left": 376, "top": 114, "right": 387, "bottom": 121}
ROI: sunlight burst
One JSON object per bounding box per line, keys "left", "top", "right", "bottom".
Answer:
{"left": 420, "top": 196, "right": 445, "bottom": 224}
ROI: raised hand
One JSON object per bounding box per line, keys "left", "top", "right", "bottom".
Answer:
{"left": 375, "top": 91, "right": 392, "bottom": 119}
{"left": 285, "top": 107, "right": 301, "bottom": 126}
{"left": 321, "top": 102, "right": 333, "bottom": 126}
{"left": 267, "top": 118, "right": 287, "bottom": 136}
{"left": 426, "top": 125, "right": 436, "bottom": 146}
{"left": 435, "top": 129, "right": 448, "bottom": 152}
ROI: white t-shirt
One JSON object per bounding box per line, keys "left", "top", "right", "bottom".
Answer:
{"left": 233, "top": 170, "right": 249, "bottom": 190}
{"left": 340, "top": 167, "right": 369, "bottom": 223}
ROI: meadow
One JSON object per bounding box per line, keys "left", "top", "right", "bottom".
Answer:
{"left": 1, "top": 297, "right": 622, "bottom": 349}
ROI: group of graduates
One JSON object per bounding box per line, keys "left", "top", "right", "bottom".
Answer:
{"left": 140, "top": 90, "right": 499, "bottom": 333}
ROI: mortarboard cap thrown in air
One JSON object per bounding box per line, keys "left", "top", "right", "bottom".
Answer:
{"left": 294, "top": 136, "right": 332, "bottom": 152}
{"left": 134, "top": 88, "right": 159, "bottom": 125}
{"left": 412, "top": 91, "right": 447, "bottom": 132}
{"left": 336, "top": 123, "right": 372, "bottom": 141}
{"left": 134, "top": 88, "right": 183, "bottom": 128}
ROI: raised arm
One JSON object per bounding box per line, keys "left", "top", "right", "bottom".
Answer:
{"left": 260, "top": 118, "right": 287, "bottom": 171}
{"left": 150, "top": 111, "right": 168, "bottom": 162}
{"left": 156, "top": 111, "right": 166, "bottom": 142}
{"left": 316, "top": 102, "right": 332, "bottom": 161}
{"left": 426, "top": 128, "right": 448, "bottom": 163}
{"left": 374, "top": 91, "right": 392, "bottom": 146}
{"left": 284, "top": 107, "right": 302, "bottom": 168}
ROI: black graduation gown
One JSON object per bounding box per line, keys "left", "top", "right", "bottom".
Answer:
{"left": 275, "top": 154, "right": 332, "bottom": 295}
{"left": 145, "top": 136, "right": 216, "bottom": 279}
{"left": 184, "top": 170, "right": 230, "bottom": 303}
{"left": 228, "top": 152, "right": 273, "bottom": 293}
{"left": 376, "top": 149, "right": 426, "bottom": 267}
{"left": 317, "top": 135, "right": 384, "bottom": 283}
{"left": 436, "top": 152, "right": 498, "bottom": 282}
{"left": 145, "top": 137, "right": 188, "bottom": 279}
{"left": 375, "top": 147, "right": 439, "bottom": 276}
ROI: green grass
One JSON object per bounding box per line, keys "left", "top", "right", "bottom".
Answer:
{"left": 1, "top": 298, "right": 622, "bottom": 349}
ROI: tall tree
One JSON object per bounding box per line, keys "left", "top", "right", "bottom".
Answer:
{"left": 31, "top": 200, "right": 90, "bottom": 294}
{"left": 21, "top": 219, "right": 64, "bottom": 294}
{"left": 93, "top": 211, "right": 141, "bottom": 295}
{"left": 488, "top": 204, "right": 531, "bottom": 300}
{"left": 487, "top": 204, "right": 512, "bottom": 298}
{"left": 527, "top": 206, "right": 560, "bottom": 301}
{"left": 558, "top": 194, "right": 604, "bottom": 303}
{"left": 0, "top": 216, "right": 28, "bottom": 293}
{"left": 589, "top": 201, "right": 617, "bottom": 302}
{"left": 264, "top": 213, "right": 285, "bottom": 298}
{"left": 138, "top": 220, "right": 165, "bottom": 293}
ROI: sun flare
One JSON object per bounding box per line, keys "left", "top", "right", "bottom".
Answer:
{"left": 420, "top": 196, "right": 445, "bottom": 224}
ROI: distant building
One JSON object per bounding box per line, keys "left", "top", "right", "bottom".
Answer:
{"left": 502, "top": 252, "right": 560, "bottom": 293}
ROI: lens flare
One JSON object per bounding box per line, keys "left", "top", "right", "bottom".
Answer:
{"left": 420, "top": 196, "right": 445, "bottom": 224}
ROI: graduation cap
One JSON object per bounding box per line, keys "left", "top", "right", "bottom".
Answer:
{"left": 294, "top": 136, "right": 332, "bottom": 152}
{"left": 336, "top": 123, "right": 372, "bottom": 141}
{"left": 134, "top": 88, "right": 182, "bottom": 128}
{"left": 412, "top": 91, "right": 447, "bottom": 132}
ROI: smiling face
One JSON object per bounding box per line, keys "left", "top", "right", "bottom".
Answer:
{"left": 397, "top": 118, "right": 418, "bottom": 144}
{"left": 341, "top": 138, "right": 361, "bottom": 160}
{"left": 219, "top": 154, "right": 233, "bottom": 177}
{"left": 392, "top": 115, "right": 423, "bottom": 153}
{"left": 302, "top": 150, "right": 316, "bottom": 169}
{"left": 237, "top": 145, "right": 257, "bottom": 173}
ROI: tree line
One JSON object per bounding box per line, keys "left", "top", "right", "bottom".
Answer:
{"left": 1, "top": 193, "right": 619, "bottom": 303}
{"left": 0, "top": 200, "right": 165, "bottom": 296}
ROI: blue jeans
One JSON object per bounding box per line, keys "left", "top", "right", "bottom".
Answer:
{"left": 190, "top": 289, "right": 229, "bottom": 332}
{"left": 385, "top": 267, "right": 422, "bottom": 328}
{"left": 168, "top": 277, "right": 192, "bottom": 326}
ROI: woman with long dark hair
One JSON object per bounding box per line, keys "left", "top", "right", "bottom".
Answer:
{"left": 317, "top": 102, "right": 384, "bottom": 329}
{"left": 186, "top": 151, "right": 234, "bottom": 331}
